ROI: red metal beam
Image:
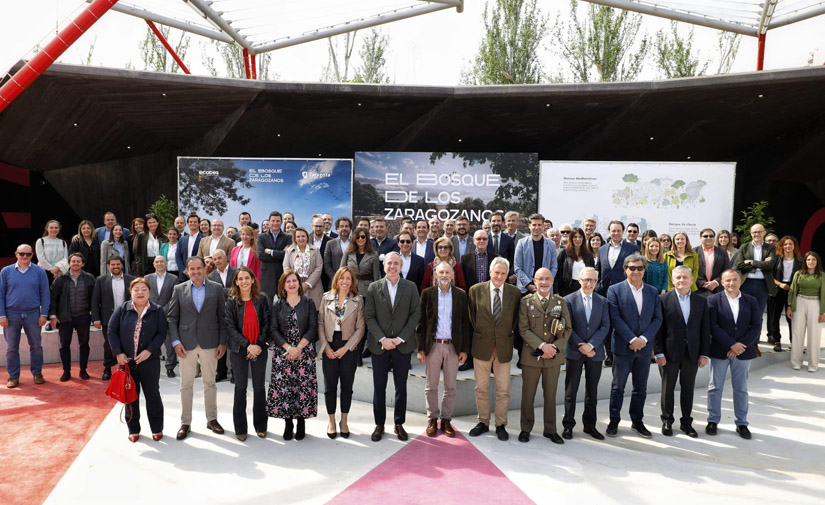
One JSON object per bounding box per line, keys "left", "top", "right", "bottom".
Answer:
{"left": 242, "top": 48, "right": 251, "bottom": 79}
{"left": 0, "top": 0, "right": 119, "bottom": 115}
{"left": 757, "top": 32, "right": 766, "bottom": 71}
{"left": 251, "top": 53, "right": 258, "bottom": 80}
{"left": 146, "top": 20, "right": 190, "bottom": 74}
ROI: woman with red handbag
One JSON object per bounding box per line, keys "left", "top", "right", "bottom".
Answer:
{"left": 108, "top": 278, "right": 168, "bottom": 442}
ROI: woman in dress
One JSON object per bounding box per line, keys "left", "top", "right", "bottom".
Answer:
{"left": 340, "top": 227, "right": 381, "bottom": 297}
{"left": 136, "top": 213, "right": 165, "bottom": 276}
{"left": 767, "top": 236, "right": 801, "bottom": 352}
{"left": 318, "top": 266, "right": 365, "bottom": 439}
{"left": 225, "top": 266, "right": 272, "bottom": 440}
{"left": 663, "top": 231, "right": 698, "bottom": 291}
{"left": 421, "top": 237, "right": 466, "bottom": 290}
{"left": 283, "top": 227, "right": 323, "bottom": 309}
{"left": 230, "top": 225, "right": 261, "bottom": 280}
{"left": 69, "top": 219, "right": 100, "bottom": 277}
{"left": 100, "top": 223, "right": 131, "bottom": 275}
{"left": 158, "top": 227, "right": 181, "bottom": 278}
{"left": 36, "top": 219, "right": 68, "bottom": 282}
{"left": 267, "top": 270, "right": 318, "bottom": 440}
{"left": 556, "top": 227, "right": 594, "bottom": 296}
{"left": 715, "top": 229, "right": 738, "bottom": 261}
{"left": 107, "top": 278, "right": 167, "bottom": 442}
{"left": 643, "top": 237, "right": 668, "bottom": 294}
{"left": 787, "top": 252, "right": 825, "bottom": 372}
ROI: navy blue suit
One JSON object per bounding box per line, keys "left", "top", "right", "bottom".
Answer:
{"left": 96, "top": 225, "right": 131, "bottom": 244}
{"left": 402, "top": 253, "right": 426, "bottom": 292}
{"left": 488, "top": 231, "right": 515, "bottom": 269}
{"left": 607, "top": 280, "right": 662, "bottom": 423}
{"left": 175, "top": 232, "right": 204, "bottom": 281}
{"left": 372, "top": 237, "right": 399, "bottom": 278}
{"left": 563, "top": 290, "right": 611, "bottom": 431}
{"left": 412, "top": 238, "right": 435, "bottom": 264}
{"left": 707, "top": 292, "right": 761, "bottom": 361}
{"left": 596, "top": 241, "right": 640, "bottom": 297}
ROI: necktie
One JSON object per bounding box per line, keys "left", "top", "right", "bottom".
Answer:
{"left": 541, "top": 297, "right": 549, "bottom": 310}
{"left": 494, "top": 234, "right": 499, "bottom": 253}
{"left": 493, "top": 288, "right": 501, "bottom": 322}
{"left": 584, "top": 296, "right": 592, "bottom": 322}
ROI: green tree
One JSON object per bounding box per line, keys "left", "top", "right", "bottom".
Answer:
{"left": 714, "top": 31, "right": 741, "bottom": 74}
{"left": 463, "top": 0, "right": 548, "bottom": 85}
{"left": 322, "top": 32, "right": 357, "bottom": 82}
{"left": 354, "top": 29, "right": 391, "bottom": 84}
{"left": 139, "top": 24, "right": 190, "bottom": 73}
{"left": 736, "top": 201, "right": 775, "bottom": 243}
{"left": 554, "top": 0, "right": 649, "bottom": 82}
{"left": 178, "top": 159, "right": 251, "bottom": 216}
{"left": 202, "top": 41, "right": 273, "bottom": 80}
{"left": 352, "top": 180, "right": 385, "bottom": 216}
{"left": 148, "top": 195, "right": 177, "bottom": 233}
{"left": 654, "top": 21, "right": 707, "bottom": 78}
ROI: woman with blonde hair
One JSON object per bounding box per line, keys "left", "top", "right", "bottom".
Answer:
{"left": 421, "top": 236, "right": 466, "bottom": 290}
{"left": 231, "top": 225, "right": 261, "bottom": 280}
{"left": 715, "top": 229, "right": 738, "bottom": 261}
{"left": 643, "top": 237, "right": 668, "bottom": 294}
{"left": 283, "top": 227, "right": 323, "bottom": 308}
{"left": 663, "top": 231, "right": 698, "bottom": 291}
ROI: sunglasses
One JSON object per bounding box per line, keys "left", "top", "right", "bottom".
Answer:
{"left": 560, "top": 230, "right": 571, "bottom": 234}
{"left": 398, "top": 239, "right": 412, "bottom": 244}
{"left": 16, "top": 252, "right": 33, "bottom": 257}
{"left": 356, "top": 235, "right": 367, "bottom": 239}
{"left": 702, "top": 234, "right": 715, "bottom": 238}
{"left": 436, "top": 245, "right": 451, "bottom": 250}
{"left": 626, "top": 266, "right": 645, "bottom": 272}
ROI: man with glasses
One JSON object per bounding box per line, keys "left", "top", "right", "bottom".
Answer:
{"left": 562, "top": 267, "right": 610, "bottom": 440}
{"left": 606, "top": 254, "right": 662, "bottom": 439}
{"left": 1, "top": 245, "right": 50, "bottom": 388}
{"left": 695, "top": 228, "right": 729, "bottom": 298}
{"left": 626, "top": 223, "right": 642, "bottom": 247}
{"left": 451, "top": 217, "right": 474, "bottom": 261}
{"left": 733, "top": 223, "right": 776, "bottom": 337}
{"left": 459, "top": 230, "right": 498, "bottom": 371}
{"left": 396, "top": 230, "right": 425, "bottom": 291}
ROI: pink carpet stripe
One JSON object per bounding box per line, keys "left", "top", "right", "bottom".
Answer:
{"left": 326, "top": 431, "right": 536, "bottom": 505}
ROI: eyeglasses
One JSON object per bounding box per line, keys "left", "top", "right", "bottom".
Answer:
{"left": 16, "top": 252, "right": 32, "bottom": 257}
{"left": 702, "top": 234, "right": 715, "bottom": 238}
{"left": 436, "top": 245, "right": 451, "bottom": 250}
{"left": 398, "top": 239, "right": 412, "bottom": 244}
{"left": 475, "top": 237, "right": 488, "bottom": 241}
{"left": 560, "top": 230, "right": 571, "bottom": 234}
{"left": 580, "top": 278, "right": 597, "bottom": 284}
{"left": 626, "top": 266, "right": 645, "bottom": 272}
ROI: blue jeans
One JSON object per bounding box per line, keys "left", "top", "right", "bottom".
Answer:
{"left": 609, "top": 349, "right": 652, "bottom": 423}
{"left": 707, "top": 357, "right": 751, "bottom": 426}
{"left": 4, "top": 309, "right": 44, "bottom": 378}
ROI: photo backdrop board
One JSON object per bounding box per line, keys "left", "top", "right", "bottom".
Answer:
{"left": 178, "top": 157, "right": 352, "bottom": 231}
{"left": 538, "top": 161, "right": 736, "bottom": 245}
{"left": 354, "top": 152, "right": 538, "bottom": 229}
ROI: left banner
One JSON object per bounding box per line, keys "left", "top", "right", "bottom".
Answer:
{"left": 178, "top": 157, "right": 353, "bottom": 229}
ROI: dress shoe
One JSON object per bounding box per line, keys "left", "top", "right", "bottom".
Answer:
{"left": 562, "top": 427, "right": 573, "bottom": 440}
{"left": 441, "top": 419, "right": 456, "bottom": 438}
{"left": 662, "top": 423, "right": 673, "bottom": 436}
{"left": 458, "top": 361, "right": 473, "bottom": 372}
{"left": 207, "top": 419, "right": 225, "bottom": 434}
{"left": 584, "top": 427, "right": 605, "bottom": 440}
{"left": 518, "top": 431, "right": 530, "bottom": 443}
{"left": 236, "top": 433, "right": 248, "bottom": 441}
{"left": 606, "top": 421, "right": 619, "bottom": 438}
{"left": 773, "top": 343, "right": 782, "bottom": 352}
{"left": 215, "top": 373, "right": 228, "bottom": 382}
{"left": 166, "top": 369, "right": 176, "bottom": 378}
{"left": 327, "top": 422, "right": 338, "bottom": 439}
{"left": 152, "top": 433, "right": 163, "bottom": 441}
{"left": 33, "top": 374, "right": 45, "bottom": 384}
{"left": 468, "top": 422, "right": 489, "bottom": 437}
{"left": 101, "top": 368, "right": 112, "bottom": 381}
{"left": 495, "top": 425, "right": 509, "bottom": 441}
{"left": 371, "top": 425, "right": 384, "bottom": 442}
{"left": 705, "top": 422, "right": 718, "bottom": 436}
{"left": 230, "top": 376, "right": 235, "bottom": 384}
{"left": 426, "top": 418, "right": 438, "bottom": 437}
{"left": 544, "top": 432, "right": 564, "bottom": 444}
{"left": 79, "top": 370, "right": 90, "bottom": 380}
{"left": 176, "top": 424, "right": 191, "bottom": 440}
{"left": 257, "top": 431, "right": 267, "bottom": 438}
{"left": 283, "top": 419, "right": 294, "bottom": 440}
{"left": 766, "top": 337, "right": 775, "bottom": 344}
{"left": 516, "top": 362, "right": 523, "bottom": 369}
{"left": 631, "top": 422, "right": 652, "bottom": 439}
{"left": 295, "top": 418, "right": 306, "bottom": 440}
{"left": 60, "top": 371, "right": 71, "bottom": 382}
{"left": 680, "top": 423, "right": 698, "bottom": 438}
{"left": 736, "top": 425, "right": 752, "bottom": 440}
{"left": 339, "top": 421, "right": 349, "bottom": 439}
{"left": 603, "top": 357, "right": 613, "bottom": 368}
{"left": 394, "top": 424, "right": 408, "bottom": 441}
{"left": 129, "top": 434, "right": 139, "bottom": 443}
{"left": 6, "top": 377, "right": 18, "bottom": 388}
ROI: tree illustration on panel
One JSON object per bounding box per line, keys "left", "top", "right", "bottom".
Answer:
{"left": 178, "top": 158, "right": 251, "bottom": 216}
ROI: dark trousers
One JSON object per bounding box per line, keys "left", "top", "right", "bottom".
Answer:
{"left": 766, "top": 289, "right": 792, "bottom": 342}
{"left": 563, "top": 356, "right": 602, "bottom": 430}
{"left": 101, "top": 326, "right": 116, "bottom": 369}
{"left": 229, "top": 349, "right": 268, "bottom": 435}
{"left": 604, "top": 330, "right": 614, "bottom": 361}
{"left": 126, "top": 358, "right": 164, "bottom": 435}
{"left": 659, "top": 352, "right": 699, "bottom": 425}
{"left": 372, "top": 348, "right": 411, "bottom": 426}
{"left": 741, "top": 278, "right": 769, "bottom": 317}
{"left": 217, "top": 353, "right": 229, "bottom": 378}
{"left": 322, "top": 333, "right": 358, "bottom": 414}
{"left": 58, "top": 314, "right": 91, "bottom": 372}
{"left": 609, "top": 350, "right": 652, "bottom": 423}
{"left": 164, "top": 332, "right": 178, "bottom": 372}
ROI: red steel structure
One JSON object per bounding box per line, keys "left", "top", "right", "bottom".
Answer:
{"left": 146, "top": 20, "right": 190, "bottom": 74}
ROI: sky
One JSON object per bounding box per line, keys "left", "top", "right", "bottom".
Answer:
{"left": 2, "top": 1, "right": 824, "bottom": 86}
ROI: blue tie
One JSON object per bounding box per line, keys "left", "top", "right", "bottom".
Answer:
{"left": 584, "top": 296, "right": 592, "bottom": 322}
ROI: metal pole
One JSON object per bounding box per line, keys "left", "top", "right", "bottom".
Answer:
{"left": 0, "top": 0, "right": 120, "bottom": 114}
{"left": 146, "top": 20, "right": 190, "bottom": 74}
{"left": 757, "top": 33, "right": 766, "bottom": 71}
{"left": 251, "top": 54, "right": 257, "bottom": 80}
{"left": 242, "top": 48, "right": 251, "bottom": 79}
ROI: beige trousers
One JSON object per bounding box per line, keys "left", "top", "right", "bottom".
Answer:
{"left": 474, "top": 350, "right": 511, "bottom": 427}
{"left": 425, "top": 342, "right": 459, "bottom": 420}
{"left": 791, "top": 296, "right": 823, "bottom": 372}
{"left": 179, "top": 345, "right": 219, "bottom": 424}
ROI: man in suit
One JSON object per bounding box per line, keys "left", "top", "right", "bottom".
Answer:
{"left": 91, "top": 256, "right": 135, "bottom": 380}
{"left": 654, "top": 266, "right": 711, "bottom": 438}
{"left": 230, "top": 212, "right": 252, "bottom": 243}
{"left": 695, "top": 228, "right": 730, "bottom": 297}
{"left": 168, "top": 256, "right": 228, "bottom": 440}
{"left": 706, "top": 269, "right": 761, "bottom": 440}
{"left": 258, "top": 211, "right": 292, "bottom": 299}
{"left": 371, "top": 217, "right": 399, "bottom": 277}
{"left": 198, "top": 218, "right": 235, "bottom": 261}
{"left": 467, "top": 257, "right": 521, "bottom": 441}
{"left": 415, "top": 261, "right": 471, "bottom": 437}
{"left": 207, "top": 249, "right": 236, "bottom": 382}
{"left": 365, "top": 252, "right": 421, "bottom": 442}
{"left": 451, "top": 217, "right": 474, "bottom": 261}
{"left": 517, "top": 267, "right": 572, "bottom": 444}
{"left": 322, "top": 216, "right": 352, "bottom": 288}
{"left": 562, "top": 267, "right": 610, "bottom": 440}
{"left": 310, "top": 217, "right": 332, "bottom": 290}
{"left": 733, "top": 223, "right": 777, "bottom": 338}
{"left": 396, "top": 230, "right": 426, "bottom": 291}
{"left": 176, "top": 214, "right": 203, "bottom": 281}
{"left": 459, "top": 230, "right": 498, "bottom": 371}
{"left": 504, "top": 211, "right": 525, "bottom": 244}
{"left": 606, "top": 253, "right": 662, "bottom": 439}
{"left": 146, "top": 256, "right": 179, "bottom": 378}
{"left": 514, "top": 213, "right": 558, "bottom": 294}
{"left": 625, "top": 223, "right": 642, "bottom": 247}
{"left": 95, "top": 211, "right": 131, "bottom": 243}
{"left": 322, "top": 213, "right": 338, "bottom": 238}
{"left": 488, "top": 212, "right": 515, "bottom": 269}
{"left": 413, "top": 220, "right": 435, "bottom": 263}
{"left": 597, "top": 220, "right": 641, "bottom": 367}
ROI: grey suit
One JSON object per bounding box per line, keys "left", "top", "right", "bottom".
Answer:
{"left": 91, "top": 274, "right": 135, "bottom": 370}
{"left": 208, "top": 266, "right": 237, "bottom": 293}
{"left": 323, "top": 238, "right": 347, "bottom": 283}
{"left": 451, "top": 235, "right": 476, "bottom": 262}
{"left": 147, "top": 272, "right": 179, "bottom": 372}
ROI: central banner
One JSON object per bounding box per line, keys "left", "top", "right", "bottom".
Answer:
{"left": 353, "top": 152, "right": 539, "bottom": 226}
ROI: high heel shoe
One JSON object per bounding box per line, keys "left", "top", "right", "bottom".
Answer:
{"left": 339, "top": 421, "right": 350, "bottom": 439}
{"left": 283, "top": 418, "right": 294, "bottom": 441}
{"left": 327, "top": 422, "right": 338, "bottom": 439}
{"left": 152, "top": 433, "right": 163, "bottom": 441}
{"left": 295, "top": 417, "right": 306, "bottom": 440}
{"left": 128, "top": 434, "right": 139, "bottom": 443}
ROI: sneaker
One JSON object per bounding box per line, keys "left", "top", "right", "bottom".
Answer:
{"left": 606, "top": 421, "right": 619, "bottom": 437}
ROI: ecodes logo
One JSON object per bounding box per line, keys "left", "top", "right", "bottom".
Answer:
{"left": 198, "top": 170, "right": 220, "bottom": 176}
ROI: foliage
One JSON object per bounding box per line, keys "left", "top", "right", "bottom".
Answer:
{"left": 139, "top": 24, "right": 190, "bottom": 73}
{"left": 736, "top": 201, "right": 775, "bottom": 243}
{"left": 715, "top": 31, "right": 740, "bottom": 74}
{"left": 148, "top": 195, "right": 177, "bottom": 233}
{"left": 81, "top": 36, "right": 97, "bottom": 66}
{"left": 352, "top": 180, "right": 385, "bottom": 216}
{"left": 554, "top": 0, "right": 648, "bottom": 82}
{"left": 622, "top": 174, "right": 638, "bottom": 183}
{"left": 178, "top": 159, "right": 252, "bottom": 217}
{"left": 354, "top": 29, "right": 391, "bottom": 84}
{"left": 322, "top": 32, "right": 358, "bottom": 82}
{"left": 203, "top": 41, "right": 273, "bottom": 80}
{"left": 464, "top": 0, "right": 548, "bottom": 85}
{"left": 654, "top": 21, "right": 707, "bottom": 78}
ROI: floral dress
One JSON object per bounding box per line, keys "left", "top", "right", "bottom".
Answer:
{"left": 266, "top": 306, "right": 318, "bottom": 419}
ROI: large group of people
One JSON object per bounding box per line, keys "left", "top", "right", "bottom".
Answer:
{"left": 2, "top": 208, "right": 823, "bottom": 448}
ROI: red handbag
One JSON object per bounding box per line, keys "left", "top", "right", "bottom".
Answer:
{"left": 105, "top": 365, "right": 138, "bottom": 404}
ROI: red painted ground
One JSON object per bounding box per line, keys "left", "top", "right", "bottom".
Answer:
{"left": 0, "top": 361, "right": 116, "bottom": 505}
{"left": 326, "top": 430, "right": 536, "bottom": 505}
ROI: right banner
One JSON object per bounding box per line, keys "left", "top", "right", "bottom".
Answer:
{"left": 538, "top": 161, "right": 736, "bottom": 244}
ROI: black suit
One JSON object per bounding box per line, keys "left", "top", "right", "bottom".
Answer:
{"left": 694, "top": 246, "right": 730, "bottom": 297}
{"left": 257, "top": 230, "right": 290, "bottom": 298}
{"left": 91, "top": 274, "right": 135, "bottom": 370}
{"left": 460, "top": 250, "right": 498, "bottom": 289}
{"left": 372, "top": 237, "right": 399, "bottom": 278}
{"left": 313, "top": 234, "right": 332, "bottom": 290}
{"left": 401, "top": 252, "right": 426, "bottom": 292}
{"left": 487, "top": 232, "right": 514, "bottom": 270}
{"left": 654, "top": 290, "right": 711, "bottom": 426}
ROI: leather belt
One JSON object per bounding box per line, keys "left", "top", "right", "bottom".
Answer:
{"left": 434, "top": 338, "right": 452, "bottom": 344}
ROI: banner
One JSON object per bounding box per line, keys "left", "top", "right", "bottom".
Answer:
{"left": 353, "top": 152, "right": 538, "bottom": 226}
{"left": 178, "top": 157, "right": 352, "bottom": 230}
{"left": 538, "top": 161, "right": 736, "bottom": 244}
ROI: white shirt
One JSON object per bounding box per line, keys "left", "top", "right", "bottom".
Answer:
{"left": 155, "top": 272, "right": 166, "bottom": 294}
{"left": 725, "top": 291, "right": 742, "bottom": 324}
{"left": 312, "top": 235, "right": 325, "bottom": 248}
{"left": 386, "top": 277, "right": 400, "bottom": 307}
{"left": 339, "top": 239, "right": 350, "bottom": 254}
{"left": 188, "top": 234, "right": 199, "bottom": 258}
{"left": 400, "top": 251, "right": 412, "bottom": 277}
{"left": 415, "top": 239, "right": 429, "bottom": 258}
{"left": 571, "top": 259, "right": 586, "bottom": 281}
{"left": 238, "top": 247, "right": 251, "bottom": 268}
{"left": 608, "top": 241, "right": 622, "bottom": 268}
{"left": 782, "top": 259, "right": 795, "bottom": 282}
{"left": 216, "top": 267, "right": 228, "bottom": 286}
{"left": 111, "top": 275, "right": 125, "bottom": 308}
{"left": 166, "top": 243, "right": 179, "bottom": 271}
{"left": 489, "top": 281, "right": 505, "bottom": 314}
{"left": 209, "top": 236, "right": 221, "bottom": 256}
{"left": 627, "top": 280, "right": 644, "bottom": 315}
{"left": 146, "top": 234, "right": 160, "bottom": 257}
{"left": 748, "top": 243, "right": 765, "bottom": 280}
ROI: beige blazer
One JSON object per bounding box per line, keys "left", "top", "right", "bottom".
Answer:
{"left": 317, "top": 291, "right": 366, "bottom": 357}
{"left": 197, "top": 235, "right": 235, "bottom": 261}
{"left": 283, "top": 244, "right": 323, "bottom": 308}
